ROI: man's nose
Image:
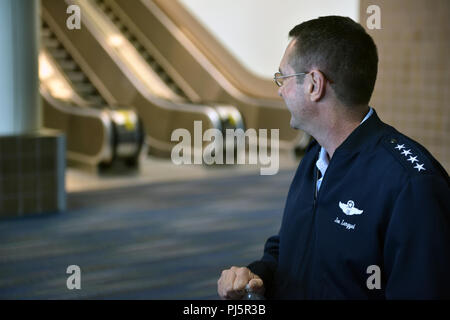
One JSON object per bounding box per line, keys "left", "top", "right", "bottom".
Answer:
{"left": 278, "top": 86, "right": 282, "bottom": 97}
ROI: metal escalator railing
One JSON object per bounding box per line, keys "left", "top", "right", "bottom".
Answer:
{"left": 40, "top": 18, "right": 144, "bottom": 167}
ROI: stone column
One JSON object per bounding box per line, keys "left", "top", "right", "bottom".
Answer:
{"left": 0, "top": 0, "right": 41, "bottom": 135}
{"left": 0, "top": 0, "right": 66, "bottom": 218}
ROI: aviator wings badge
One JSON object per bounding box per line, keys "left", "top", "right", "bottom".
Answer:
{"left": 339, "top": 200, "right": 363, "bottom": 216}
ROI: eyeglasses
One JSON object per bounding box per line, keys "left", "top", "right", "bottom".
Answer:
{"left": 273, "top": 71, "right": 307, "bottom": 87}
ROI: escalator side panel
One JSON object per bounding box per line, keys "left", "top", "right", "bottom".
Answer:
{"left": 41, "top": 93, "right": 112, "bottom": 164}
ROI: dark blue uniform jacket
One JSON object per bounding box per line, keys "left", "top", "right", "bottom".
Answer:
{"left": 248, "top": 109, "right": 450, "bottom": 299}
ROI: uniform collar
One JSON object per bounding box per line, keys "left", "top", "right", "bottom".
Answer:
{"left": 316, "top": 107, "right": 377, "bottom": 176}
{"left": 333, "top": 107, "right": 385, "bottom": 156}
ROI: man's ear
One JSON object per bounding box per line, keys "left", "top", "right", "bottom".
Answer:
{"left": 308, "top": 70, "right": 326, "bottom": 102}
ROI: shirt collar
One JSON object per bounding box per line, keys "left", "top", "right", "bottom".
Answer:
{"left": 316, "top": 107, "right": 374, "bottom": 177}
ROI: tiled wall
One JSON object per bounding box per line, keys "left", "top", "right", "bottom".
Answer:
{"left": 360, "top": 0, "right": 449, "bottom": 172}
{"left": 0, "top": 131, "right": 66, "bottom": 218}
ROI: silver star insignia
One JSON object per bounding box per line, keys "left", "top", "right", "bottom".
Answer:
{"left": 407, "top": 156, "right": 418, "bottom": 163}
{"left": 414, "top": 163, "right": 426, "bottom": 172}
{"left": 401, "top": 149, "right": 412, "bottom": 156}
{"left": 395, "top": 144, "right": 405, "bottom": 150}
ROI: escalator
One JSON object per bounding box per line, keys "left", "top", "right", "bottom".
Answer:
{"left": 40, "top": 20, "right": 143, "bottom": 167}
{"left": 42, "top": 0, "right": 244, "bottom": 160}
{"left": 42, "top": 22, "right": 106, "bottom": 106}
{"left": 95, "top": 0, "right": 309, "bottom": 151}
{"left": 93, "top": 0, "right": 242, "bottom": 135}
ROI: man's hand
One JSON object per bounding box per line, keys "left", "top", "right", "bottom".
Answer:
{"left": 217, "top": 266, "right": 265, "bottom": 300}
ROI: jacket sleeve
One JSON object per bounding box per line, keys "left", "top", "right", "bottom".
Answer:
{"left": 384, "top": 174, "right": 450, "bottom": 299}
{"left": 247, "top": 234, "right": 279, "bottom": 293}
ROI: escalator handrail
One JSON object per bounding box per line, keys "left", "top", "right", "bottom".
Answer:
{"left": 40, "top": 88, "right": 114, "bottom": 164}
{"left": 150, "top": 0, "right": 281, "bottom": 102}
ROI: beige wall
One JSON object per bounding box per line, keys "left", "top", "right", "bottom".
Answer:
{"left": 360, "top": 0, "right": 449, "bottom": 172}
{"left": 179, "top": 0, "right": 359, "bottom": 79}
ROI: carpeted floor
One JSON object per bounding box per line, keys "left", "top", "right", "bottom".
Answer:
{"left": 0, "top": 169, "right": 295, "bottom": 299}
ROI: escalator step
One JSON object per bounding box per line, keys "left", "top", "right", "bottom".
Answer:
{"left": 171, "top": 85, "right": 182, "bottom": 94}
{"left": 107, "top": 11, "right": 116, "bottom": 20}
{"left": 148, "top": 60, "right": 159, "bottom": 69}
{"left": 130, "top": 40, "right": 141, "bottom": 49}
{"left": 155, "top": 65, "right": 164, "bottom": 73}
{"left": 85, "top": 95, "right": 105, "bottom": 106}
{"left": 41, "top": 28, "right": 52, "bottom": 38}
{"left": 66, "top": 71, "right": 87, "bottom": 82}
{"left": 47, "top": 48, "right": 69, "bottom": 59}
{"left": 58, "top": 60, "right": 78, "bottom": 71}
{"left": 97, "top": 2, "right": 107, "bottom": 11}
{"left": 159, "top": 73, "right": 170, "bottom": 82}
{"left": 72, "top": 83, "right": 96, "bottom": 94}
{"left": 42, "top": 37, "right": 60, "bottom": 48}
{"left": 141, "top": 52, "right": 151, "bottom": 60}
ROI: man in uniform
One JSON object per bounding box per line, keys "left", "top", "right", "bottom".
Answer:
{"left": 217, "top": 16, "right": 450, "bottom": 299}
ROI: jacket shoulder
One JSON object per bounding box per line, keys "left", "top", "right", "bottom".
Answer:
{"left": 379, "top": 131, "right": 449, "bottom": 181}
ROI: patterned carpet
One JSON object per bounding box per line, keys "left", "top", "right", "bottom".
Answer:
{"left": 0, "top": 169, "right": 295, "bottom": 299}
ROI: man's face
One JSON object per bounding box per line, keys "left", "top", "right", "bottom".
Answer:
{"left": 278, "top": 39, "right": 314, "bottom": 131}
